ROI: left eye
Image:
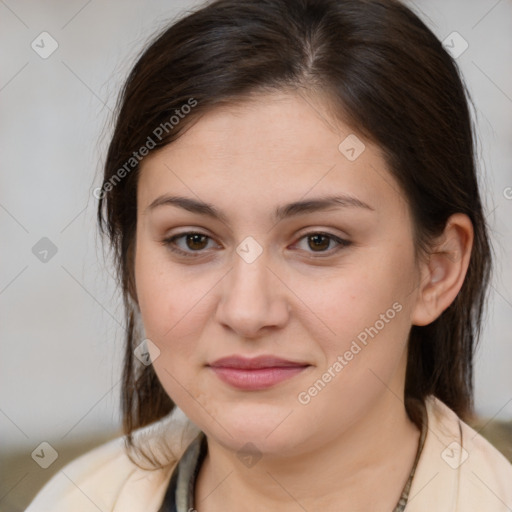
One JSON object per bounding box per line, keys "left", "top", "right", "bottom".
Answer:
{"left": 162, "top": 231, "right": 350, "bottom": 257}
{"left": 293, "top": 232, "right": 351, "bottom": 254}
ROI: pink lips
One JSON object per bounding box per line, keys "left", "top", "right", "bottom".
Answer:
{"left": 208, "top": 355, "right": 310, "bottom": 390}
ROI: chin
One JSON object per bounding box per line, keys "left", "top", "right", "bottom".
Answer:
{"left": 200, "top": 407, "right": 306, "bottom": 455}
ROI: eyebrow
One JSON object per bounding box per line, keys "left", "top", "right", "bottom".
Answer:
{"left": 145, "top": 193, "right": 374, "bottom": 223}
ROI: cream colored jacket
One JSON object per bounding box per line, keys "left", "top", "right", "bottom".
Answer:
{"left": 26, "top": 396, "right": 512, "bottom": 511}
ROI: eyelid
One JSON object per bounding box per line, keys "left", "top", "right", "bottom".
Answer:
{"left": 161, "top": 230, "right": 351, "bottom": 259}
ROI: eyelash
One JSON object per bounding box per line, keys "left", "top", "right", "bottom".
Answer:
{"left": 161, "top": 231, "right": 351, "bottom": 258}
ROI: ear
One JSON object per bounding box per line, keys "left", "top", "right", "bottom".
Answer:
{"left": 412, "top": 213, "right": 474, "bottom": 326}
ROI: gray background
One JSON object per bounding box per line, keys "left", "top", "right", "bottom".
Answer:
{"left": 1, "top": 0, "right": 511, "bottom": 509}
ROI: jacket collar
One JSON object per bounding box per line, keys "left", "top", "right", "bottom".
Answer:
{"left": 406, "top": 396, "right": 461, "bottom": 510}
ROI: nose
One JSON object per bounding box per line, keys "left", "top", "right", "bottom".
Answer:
{"left": 214, "top": 250, "right": 290, "bottom": 339}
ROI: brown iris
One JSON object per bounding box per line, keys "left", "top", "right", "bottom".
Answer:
{"left": 186, "top": 233, "right": 209, "bottom": 250}
{"left": 307, "top": 234, "right": 330, "bottom": 251}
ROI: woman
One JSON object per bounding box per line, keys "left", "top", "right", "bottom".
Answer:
{"left": 27, "top": 0, "right": 512, "bottom": 510}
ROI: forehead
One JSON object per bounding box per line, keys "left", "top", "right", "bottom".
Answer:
{"left": 137, "top": 92, "right": 407, "bottom": 220}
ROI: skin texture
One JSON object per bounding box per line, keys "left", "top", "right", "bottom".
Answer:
{"left": 134, "top": 92, "right": 473, "bottom": 511}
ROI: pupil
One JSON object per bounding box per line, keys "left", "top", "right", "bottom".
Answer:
{"left": 309, "top": 234, "right": 329, "bottom": 251}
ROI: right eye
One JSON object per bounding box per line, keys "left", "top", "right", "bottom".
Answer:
{"left": 161, "top": 231, "right": 220, "bottom": 257}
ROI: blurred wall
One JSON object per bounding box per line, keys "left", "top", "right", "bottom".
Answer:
{"left": 0, "top": 0, "right": 511, "bottom": 509}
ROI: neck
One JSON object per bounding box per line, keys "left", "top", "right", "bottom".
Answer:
{"left": 194, "top": 392, "right": 421, "bottom": 512}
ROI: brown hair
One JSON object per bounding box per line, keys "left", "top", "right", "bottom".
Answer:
{"left": 97, "top": 0, "right": 492, "bottom": 460}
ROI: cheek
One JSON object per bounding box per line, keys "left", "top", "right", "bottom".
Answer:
{"left": 133, "top": 245, "right": 218, "bottom": 418}
{"left": 293, "top": 273, "right": 412, "bottom": 415}
{"left": 135, "top": 241, "right": 186, "bottom": 342}
{"left": 134, "top": 239, "right": 219, "bottom": 363}
{"left": 298, "top": 251, "right": 417, "bottom": 395}
{"left": 302, "top": 262, "right": 411, "bottom": 344}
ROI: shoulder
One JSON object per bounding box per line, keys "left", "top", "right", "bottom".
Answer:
{"left": 408, "top": 395, "right": 512, "bottom": 512}
{"left": 26, "top": 408, "right": 201, "bottom": 512}
{"left": 454, "top": 400, "right": 512, "bottom": 509}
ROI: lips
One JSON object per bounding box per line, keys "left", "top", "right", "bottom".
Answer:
{"left": 208, "top": 355, "right": 310, "bottom": 390}
{"left": 209, "top": 355, "right": 310, "bottom": 369}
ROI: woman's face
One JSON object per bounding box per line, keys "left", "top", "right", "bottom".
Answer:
{"left": 135, "top": 92, "right": 423, "bottom": 456}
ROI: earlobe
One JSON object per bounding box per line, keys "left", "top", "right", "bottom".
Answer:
{"left": 411, "top": 213, "right": 474, "bottom": 326}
